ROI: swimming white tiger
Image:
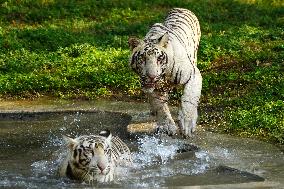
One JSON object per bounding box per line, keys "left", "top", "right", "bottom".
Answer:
{"left": 58, "top": 130, "right": 132, "bottom": 183}
{"left": 128, "top": 8, "right": 202, "bottom": 137}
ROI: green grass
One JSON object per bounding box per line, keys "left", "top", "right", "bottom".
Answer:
{"left": 0, "top": 0, "right": 283, "bottom": 144}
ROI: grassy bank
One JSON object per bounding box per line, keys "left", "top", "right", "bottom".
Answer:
{"left": 0, "top": 0, "right": 283, "bottom": 144}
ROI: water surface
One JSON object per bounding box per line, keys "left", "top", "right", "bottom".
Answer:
{"left": 0, "top": 100, "right": 283, "bottom": 188}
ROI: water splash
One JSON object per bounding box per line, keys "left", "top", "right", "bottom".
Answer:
{"left": 132, "top": 135, "right": 181, "bottom": 167}
{"left": 27, "top": 132, "right": 268, "bottom": 189}
{"left": 32, "top": 138, "right": 68, "bottom": 179}
{"left": 31, "top": 150, "right": 65, "bottom": 179}
{"left": 191, "top": 150, "right": 210, "bottom": 174}
{"left": 115, "top": 135, "right": 218, "bottom": 188}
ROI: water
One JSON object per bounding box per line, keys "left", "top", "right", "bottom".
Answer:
{"left": 0, "top": 106, "right": 283, "bottom": 188}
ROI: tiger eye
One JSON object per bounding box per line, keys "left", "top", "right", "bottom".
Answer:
{"left": 138, "top": 55, "right": 145, "bottom": 63}
{"left": 95, "top": 143, "right": 104, "bottom": 149}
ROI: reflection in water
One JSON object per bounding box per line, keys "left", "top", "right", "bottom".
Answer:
{"left": 0, "top": 111, "right": 282, "bottom": 188}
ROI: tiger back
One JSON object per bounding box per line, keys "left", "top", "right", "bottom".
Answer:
{"left": 146, "top": 8, "right": 200, "bottom": 67}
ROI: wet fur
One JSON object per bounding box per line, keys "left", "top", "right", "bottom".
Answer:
{"left": 58, "top": 131, "right": 132, "bottom": 183}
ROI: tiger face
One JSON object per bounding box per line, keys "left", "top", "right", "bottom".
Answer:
{"left": 129, "top": 33, "right": 170, "bottom": 93}
{"left": 63, "top": 131, "right": 114, "bottom": 182}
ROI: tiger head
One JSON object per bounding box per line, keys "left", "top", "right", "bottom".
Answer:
{"left": 63, "top": 130, "right": 114, "bottom": 182}
{"left": 129, "top": 33, "right": 172, "bottom": 93}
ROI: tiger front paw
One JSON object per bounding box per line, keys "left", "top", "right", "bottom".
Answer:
{"left": 154, "top": 122, "right": 178, "bottom": 136}
{"left": 179, "top": 119, "right": 196, "bottom": 138}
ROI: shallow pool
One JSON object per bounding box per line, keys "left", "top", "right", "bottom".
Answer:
{"left": 1, "top": 109, "right": 282, "bottom": 188}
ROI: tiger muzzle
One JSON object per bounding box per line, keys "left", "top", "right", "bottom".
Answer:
{"left": 143, "top": 74, "right": 158, "bottom": 88}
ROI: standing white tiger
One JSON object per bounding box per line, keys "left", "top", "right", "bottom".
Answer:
{"left": 128, "top": 8, "right": 202, "bottom": 137}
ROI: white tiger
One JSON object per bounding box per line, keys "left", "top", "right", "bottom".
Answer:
{"left": 58, "top": 130, "right": 132, "bottom": 183}
{"left": 128, "top": 8, "right": 202, "bottom": 137}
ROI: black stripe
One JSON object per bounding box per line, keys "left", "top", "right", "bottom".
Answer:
{"left": 172, "top": 26, "right": 188, "bottom": 40}
{"left": 171, "top": 60, "right": 175, "bottom": 76}
{"left": 167, "top": 10, "right": 197, "bottom": 26}
{"left": 91, "top": 150, "right": 94, "bottom": 157}
{"left": 170, "top": 21, "right": 192, "bottom": 48}
{"left": 175, "top": 19, "right": 194, "bottom": 35}
{"left": 166, "top": 16, "right": 198, "bottom": 56}
{"left": 73, "top": 149, "right": 78, "bottom": 159}
{"left": 146, "top": 9, "right": 200, "bottom": 80}
{"left": 167, "top": 16, "right": 192, "bottom": 27}
{"left": 165, "top": 53, "right": 168, "bottom": 65}
{"left": 151, "top": 24, "right": 186, "bottom": 51}
{"left": 178, "top": 70, "right": 182, "bottom": 84}
{"left": 78, "top": 148, "right": 82, "bottom": 157}
{"left": 131, "top": 51, "right": 138, "bottom": 66}
{"left": 174, "top": 68, "right": 179, "bottom": 84}
{"left": 153, "top": 26, "right": 193, "bottom": 65}
{"left": 80, "top": 145, "right": 85, "bottom": 150}
{"left": 184, "top": 71, "right": 192, "bottom": 85}
{"left": 66, "top": 163, "right": 76, "bottom": 180}
{"left": 166, "top": 11, "right": 199, "bottom": 41}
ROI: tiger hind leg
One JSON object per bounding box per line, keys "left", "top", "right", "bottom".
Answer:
{"left": 148, "top": 92, "right": 178, "bottom": 136}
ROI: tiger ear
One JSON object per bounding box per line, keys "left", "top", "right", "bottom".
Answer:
{"left": 106, "top": 132, "right": 112, "bottom": 145}
{"left": 128, "top": 37, "right": 141, "bottom": 51}
{"left": 63, "top": 135, "right": 77, "bottom": 150}
{"left": 158, "top": 33, "right": 169, "bottom": 48}
{"left": 99, "top": 130, "right": 112, "bottom": 144}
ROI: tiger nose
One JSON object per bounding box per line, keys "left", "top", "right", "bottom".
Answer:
{"left": 147, "top": 74, "right": 156, "bottom": 81}
{"left": 97, "top": 163, "right": 106, "bottom": 172}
